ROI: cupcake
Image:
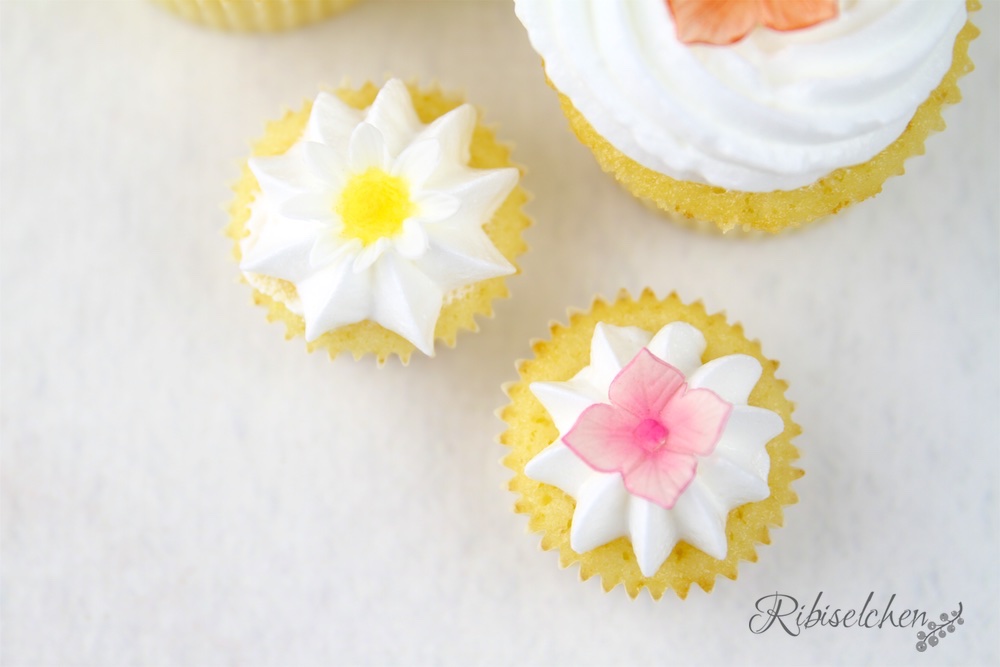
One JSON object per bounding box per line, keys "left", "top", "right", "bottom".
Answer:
{"left": 152, "top": 0, "right": 357, "bottom": 31}
{"left": 227, "top": 79, "right": 530, "bottom": 364}
{"left": 500, "top": 290, "right": 801, "bottom": 598}
{"left": 514, "top": 0, "right": 979, "bottom": 233}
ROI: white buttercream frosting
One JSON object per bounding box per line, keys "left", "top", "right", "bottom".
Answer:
{"left": 515, "top": 0, "right": 966, "bottom": 191}
{"left": 525, "top": 322, "right": 784, "bottom": 576}
{"left": 240, "top": 79, "right": 517, "bottom": 355}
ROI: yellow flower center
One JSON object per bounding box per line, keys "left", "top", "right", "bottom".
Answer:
{"left": 335, "top": 168, "right": 415, "bottom": 245}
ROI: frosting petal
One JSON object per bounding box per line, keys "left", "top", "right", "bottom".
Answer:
{"left": 296, "top": 257, "right": 371, "bottom": 342}
{"left": 671, "top": 479, "right": 727, "bottom": 560}
{"left": 586, "top": 323, "right": 653, "bottom": 392}
{"left": 529, "top": 380, "right": 601, "bottom": 434}
{"left": 303, "top": 91, "right": 363, "bottom": 147}
{"left": 371, "top": 252, "right": 443, "bottom": 355}
{"left": 569, "top": 473, "right": 630, "bottom": 553}
{"left": 687, "top": 354, "right": 762, "bottom": 404}
{"left": 364, "top": 79, "right": 422, "bottom": 155}
{"left": 645, "top": 321, "right": 707, "bottom": 377}
{"left": 524, "top": 442, "right": 598, "bottom": 495}
{"left": 628, "top": 495, "right": 677, "bottom": 577}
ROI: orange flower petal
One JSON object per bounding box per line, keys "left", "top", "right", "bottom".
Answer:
{"left": 667, "top": 0, "right": 761, "bottom": 46}
{"left": 759, "top": 0, "right": 838, "bottom": 32}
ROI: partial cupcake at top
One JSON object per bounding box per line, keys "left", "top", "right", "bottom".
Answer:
{"left": 152, "top": 0, "right": 358, "bottom": 31}
{"left": 515, "top": 0, "right": 979, "bottom": 233}
{"left": 501, "top": 290, "right": 801, "bottom": 598}
{"left": 227, "top": 79, "right": 530, "bottom": 364}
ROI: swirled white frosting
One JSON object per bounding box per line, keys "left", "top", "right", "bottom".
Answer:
{"left": 240, "top": 79, "right": 517, "bottom": 355}
{"left": 515, "top": 0, "right": 966, "bottom": 191}
{"left": 525, "top": 322, "right": 784, "bottom": 576}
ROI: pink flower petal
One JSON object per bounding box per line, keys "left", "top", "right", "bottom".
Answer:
{"left": 608, "top": 348, "right": 685, "bottom": 420}
{"left": 622, "top": 451, "right": 698, "bottom": 509}
{"left": 563, "top": 403, "right": 643, "bottom": 474}
{"left": 659, "top": 386, "right": 732, "bottom": 457}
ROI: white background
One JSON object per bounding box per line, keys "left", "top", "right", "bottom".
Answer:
{"left": 1, "top": 1, "right": 997, "bottom": 665}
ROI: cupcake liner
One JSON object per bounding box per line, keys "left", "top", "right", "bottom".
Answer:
{"left": 547, "top": 0, "right": 979, "bottom": 234}
{"left": 226, "top": 81, "right": 531, "bottom": 365}
{"left": 500, "top": 289, "right": 802, "bottom": 599}
{"left": 152, "top": 0, "right": 358, "bottom": 31}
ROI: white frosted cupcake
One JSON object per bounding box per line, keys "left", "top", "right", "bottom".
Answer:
{"left": 227, "top": 79, "right": 530, "bottom": 364}
{"left": 501, "top": 290, "right": 801, "bottom": 598}
{"left": 515, "top": 0, "right": 979, "bottom": 233}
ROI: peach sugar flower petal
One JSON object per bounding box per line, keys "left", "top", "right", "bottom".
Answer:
{"left": 667, "top": 0, "right": 839, "bottom": 46}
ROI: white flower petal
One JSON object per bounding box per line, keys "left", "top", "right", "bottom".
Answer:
{"left": 429, "top": 167, "right": 518, "bottom": 227}
{"left": 414, "top": 103, "right": 476, "bottom": 166}
{"left": 351, "top": 238, "right": 390, "bottom": 273}
{"left": 309, "top": 233, "right": 359, "bottom": 270}
{"left": 240, "top": 216, "right": 323, "bottom": 282}
{"left": 371, "top": 252, "right": 443, "bottom": 356}
{"left": 249, "top": 145, "right": 322, "bottom": 199}
{"left": 413, "top": 225, "right": 513, "bottom": 293}
{"left": 584, "top": 323, "right": 653, "bottom": 394}
{"left": 303, "top": 91, "right": 364, "bottom": 147}
{"left": 628, "top": 496, "right": 678, "bottom": 578}
{"left": 645, "top": 322, "right": 707, "bottom": 376}
{"left": 671, "top": 479, "right": 728, "bottom": 560}
{"left": 687, "top": 354, "right": 763, "bottom": 405}
{"left": 297, "top": 254, "right": 372, "bottom": 342}
{"left": 349, "top": 122, "right": 389, "bottom": 171}
{"left": 303, "top": 141, "right": 348, "bottom": 187}
{"left": 280, "top": 192, "right": 334, "bottom": 222}
{"left": 713, "top": 405, "right": 783, "bottom": 482}
{"left": 524, "top": 442, "right": 596, "bottom": 497}
{"left": 412, "top": 192, "right": 460, "bottom": 223}
{"left": 570, "top": 473, "right": 630, "bottom": 554}
{"left": 364, "top": 79, "right": 421, "bottom": 155}
{"left": 391, "top": 140, "right": 442, "bottom": 189}
{"left": 529, "top": 380, "right": 603, "bottom": 434}
{"left": 392, "top": 219, "right": 429, "bottom": 259}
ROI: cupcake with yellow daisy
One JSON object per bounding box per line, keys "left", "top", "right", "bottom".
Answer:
{"left": 152, "top": 0, "right": 358, "bottom": 31}
{"left": 500, "top": 290, "right": 801, "bottom": 598}
{"left": 514, "top": 0, "right": 979, "bottom": 233}
{"left": 227, "top": 79, "right": 530, "bottom": 364}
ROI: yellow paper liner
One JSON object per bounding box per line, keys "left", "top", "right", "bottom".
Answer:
{"left": 152, "top": 0, "right": 358, "bottom": 31}
{"left": 500, "top": 289, "right": 802, "bottom": 599}
{"left": 226, "top": 82, "right": 531, "bottom": 364}
{"left": 553, "top": 1, "right": 980, "bottom": 234}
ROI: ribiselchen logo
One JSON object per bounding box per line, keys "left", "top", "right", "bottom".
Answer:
{"left": 749, "top": 592, "right": 965, "bottom": 652}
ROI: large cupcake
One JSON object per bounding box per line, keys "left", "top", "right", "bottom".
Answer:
{"left": 501, "top": 290, "right": 801, "bottom": 598}
{"left": 227, "top": 79, "right": 530, "bottom": 364}
{"left": 514, "top": 0, "right": 979, "bottom": 233}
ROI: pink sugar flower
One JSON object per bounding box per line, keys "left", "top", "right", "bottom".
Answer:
{"left": 667, "top": 0, "right": 839, "bottom": 46}
{"left": 562, "top": 348, "right": 732, "bottom": 509}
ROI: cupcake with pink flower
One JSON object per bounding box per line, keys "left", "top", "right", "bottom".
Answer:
{"left": 500, "top": 290, "right": 801, "bottom": 598}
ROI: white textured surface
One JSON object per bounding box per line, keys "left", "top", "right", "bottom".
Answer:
{"left": 1, "top": 1, "right": 997, "bottom": 665}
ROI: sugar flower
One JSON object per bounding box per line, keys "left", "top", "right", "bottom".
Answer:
{"left": 667, "top": 0, "right": 839, "bottom": 45}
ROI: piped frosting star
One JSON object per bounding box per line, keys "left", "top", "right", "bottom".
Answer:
{"left": 525, "top": 322, "right": 784, "bottom": 577}
{"left": 240, "top": 79, "right": 518, "bottom": 355}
